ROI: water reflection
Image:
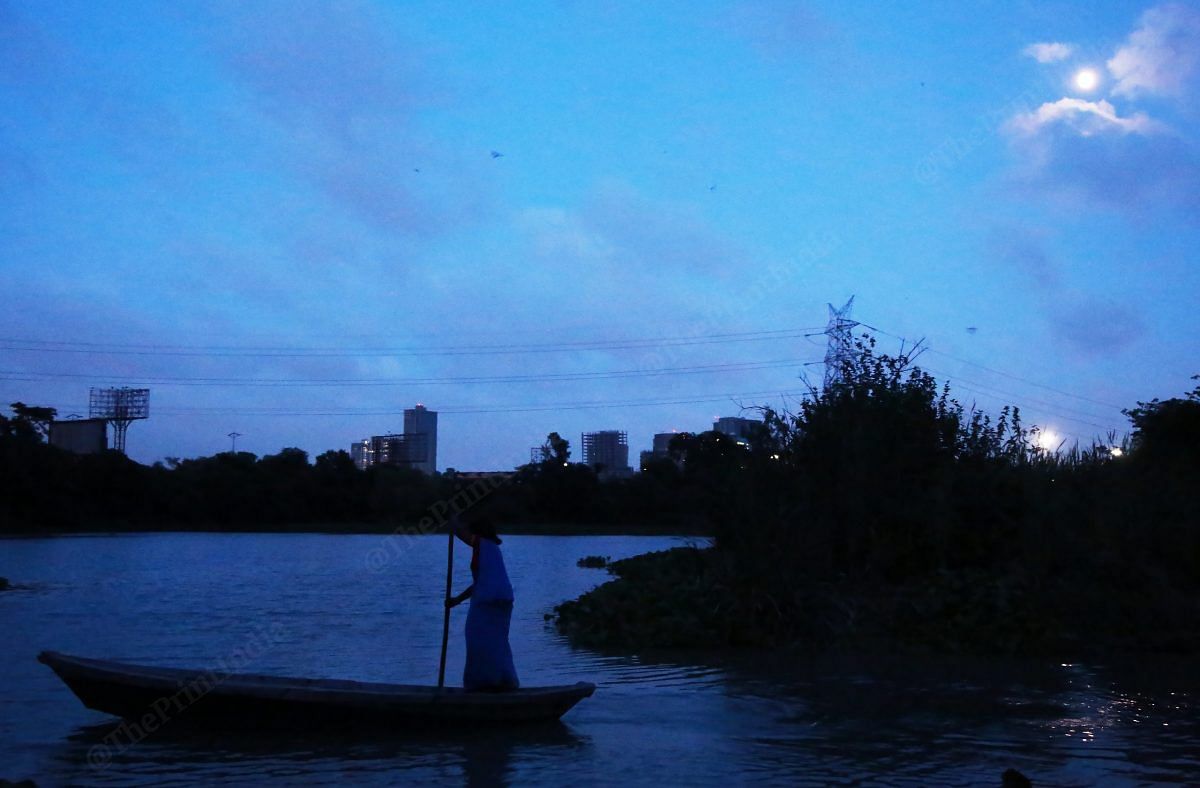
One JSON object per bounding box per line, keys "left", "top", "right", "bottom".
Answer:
{"left": 5, "top": 533, "right": 1200, "bottom": 785}
{"left": 59, "top": 720, "right": 589, "bottom": 786}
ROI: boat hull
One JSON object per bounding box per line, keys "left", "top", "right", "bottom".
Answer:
{"left": 38, "top": 651, "right": 594, "bottom": 728}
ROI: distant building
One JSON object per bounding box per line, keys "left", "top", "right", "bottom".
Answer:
{"left": 713, "top": 416, "right": 761, "bottom": 446}
{"left": 404, "top": 404, "right": 438, "bottom": 474}
{"left": 48, "top": 419, "right": 107, "bottom": 454}
{"left": 582, "top": 430, "right": 630, "bottom": 478}
{"left": 373, "top": 433, "right": 429, "bottom": 469}
{"left": 640, "top": 431, "right": 682, "bottom": 471}
{"left": 351, "top": 404, "right": 439, "bottom": 474}
{"left": 350, "top": 439, "right": 372, "bottom": 470}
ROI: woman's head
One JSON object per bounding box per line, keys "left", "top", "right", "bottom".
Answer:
{"left": 468, "top": 515, "right": 501, "bottom": 544}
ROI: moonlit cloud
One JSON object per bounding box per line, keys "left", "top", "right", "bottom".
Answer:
{"left": 1107, "top": 3, "right": 1200, "bottom": 98}
{"left": 1023, "top": 42, "right": 1076, "bottom": 63}
{"left": 1006, "top": 98, "right": 1163, "bottom": 137}
{"left": 1003, "top": 114, "right": 1200, "bottom": 217}
{"left": 1002, "top": 6, "right": 1200, "bottom": 220}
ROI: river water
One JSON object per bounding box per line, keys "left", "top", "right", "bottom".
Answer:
{"left": 2, "top": 532, "right": 1197, "bottom": 786}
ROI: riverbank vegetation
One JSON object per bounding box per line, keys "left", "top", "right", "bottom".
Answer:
{"left": 556, "top": 338, "right": 1200, "bottom": 656}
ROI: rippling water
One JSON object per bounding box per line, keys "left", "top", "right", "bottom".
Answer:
{"left": 2, "top": 532, "right": 1198, "bottom": 786}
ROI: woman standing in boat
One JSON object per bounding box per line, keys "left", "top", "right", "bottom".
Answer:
{"left": 446, "top": 514, "right": 520, "bottom": 691}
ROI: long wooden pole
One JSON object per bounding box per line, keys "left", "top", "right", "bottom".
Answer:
{"left": 437, "top": 523, "right": 454, "bottom": 688}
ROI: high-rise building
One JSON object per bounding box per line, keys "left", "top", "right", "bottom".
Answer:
{"left": 404, "top": 404, "right": 438, "bottom": 474}
{"left": 351, "top": 433, "right": 428, "bottom": 471}
{"left": 713, "top": 416, "right": 761, "bottom": 446}
{"left": 350, "top": 439, "right": 372, "bottom": 470}
{"left": 582, "top": 430, "right": 629, "bottom": 478}
{"left": 351, "top": 404, "right": 439, "bottom": 474}
{"left": 640, "top": 431, "right": 681, "bottom": 471}
{"left": 652, "top": 432, "right": 677, "bottom": 454}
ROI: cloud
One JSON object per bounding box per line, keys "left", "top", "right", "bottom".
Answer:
{"left": 1006, "top": 98, "right": 1163, "bottom": 137}
{"left": 1006, "top": 122, "right": 1200, "bottom": 216}
{"left": 1023, "top": 42, "right": 1075, "bottom": 63}
{"left": 212, "top": 0, "right": 423, "bottom": 136}
{"left": 1048, "top": 295, "right": 1146, "bottom": 357}
{"left": 719, "top": 1, "right": 833, "bottom": 60}
{"left": 988, "top": 228, "right": 1061, "bottom": 289}
{"left": 0, "top": 0, "right": 63, "bottom": 89}
{"left": 204, "top": 1, "right": 492, "bottom": 238}
{"left": 579, "top": 182, "right": 752, "bottom": 278}
{"left": 1002, "top": 38, "right": 1200, "bottom": 220}
{"left": 1107, "top": 2, "right": 1200, "bottom": 99}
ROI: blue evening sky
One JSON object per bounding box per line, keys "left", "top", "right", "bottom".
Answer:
{"left": 2, "top": 1, "right": 1198, "bottom": 468}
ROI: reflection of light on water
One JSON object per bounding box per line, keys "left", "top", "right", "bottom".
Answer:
{"left": 1044, "top": 661, "right": 1180, "bottom": 751}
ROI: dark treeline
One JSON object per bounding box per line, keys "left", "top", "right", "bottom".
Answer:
{"left": 556, "top": 338, "right": 1200, "bottom": 655}
{"left": 0, "top": 411, "right": 713, "bottom": 533}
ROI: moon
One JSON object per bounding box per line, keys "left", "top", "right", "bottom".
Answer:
{"left": 1036, "top": 430, "right": 1061, "bottom": 451}
{"left": 1073, "top": 68, "right": 1099, "bottom": 92}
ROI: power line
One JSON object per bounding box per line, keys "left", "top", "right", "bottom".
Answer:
{"left": 920, "top": 365, "right": 1123, "bottom": 424}
{"left": 40, "top": 388, "right": 807, "bottom": 418}
{"left": 943, "top": 381, "right": 1121, "bottom": 435}
{"left": 861, "top": 323, "right": 1127, "bottom": 411}
{"left": 0, "top": 357, "right": 813, "bottom": 387}
{"left": 0, "top": 326, "right": 826, "bottom": 359}
{"left": 3, "top": 312, "right": 1134, "bottom": 441}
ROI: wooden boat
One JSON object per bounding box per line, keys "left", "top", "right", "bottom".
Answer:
{"left": 38, "top": 651, "right": 595, "bottom": 727}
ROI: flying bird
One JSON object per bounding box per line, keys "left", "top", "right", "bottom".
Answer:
{"left": 966, "top": 326, "right": 978, "bottom": 334}
{"left": 490, "top": 150, "right": 504, "bottom": 159}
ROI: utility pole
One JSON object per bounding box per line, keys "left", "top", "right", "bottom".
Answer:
{"left": 823, "top": 296, "right": 859, "bottom": 390}
{"left": 228, "top": 432, "right": 242, "bottom": 453}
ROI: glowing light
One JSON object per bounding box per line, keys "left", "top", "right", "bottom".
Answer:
{"left": 1110, "top": 447, "right": 1124, "bottom": 458}
{"left": 1037, "top": 430, "right": 1060, "bottom": 451}
{"left": 1074, "top": 68, "right": 1099, "bottom": 92}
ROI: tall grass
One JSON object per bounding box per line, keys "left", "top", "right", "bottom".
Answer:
{"left": 660, "top": 335, "right": 1200, "bottom": 651}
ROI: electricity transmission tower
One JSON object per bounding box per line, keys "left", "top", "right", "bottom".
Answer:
{"left": 823, "top": 296, "right": 859, "bottom": 389}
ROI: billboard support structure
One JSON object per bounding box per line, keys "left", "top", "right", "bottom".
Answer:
{"left": 89, "top": 387, "right": 150, "bottom": 455}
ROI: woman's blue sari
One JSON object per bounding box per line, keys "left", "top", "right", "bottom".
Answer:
{"left": 464, "top": 538, "right": 519, "bottom": 691}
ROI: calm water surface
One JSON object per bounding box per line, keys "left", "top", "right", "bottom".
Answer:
{"left": 2, "top": 532, "right": 1198, "bottom": 786}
